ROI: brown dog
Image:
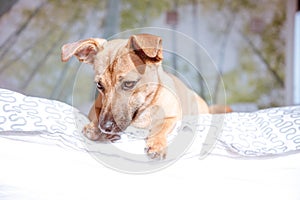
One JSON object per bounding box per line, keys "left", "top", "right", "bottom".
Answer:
{"left": 61, "top": 34, "right": 213, "bottom": 159}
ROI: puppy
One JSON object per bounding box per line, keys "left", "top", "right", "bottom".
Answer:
{"left": 61, "top": 34, "right": 211, "bottom": 159}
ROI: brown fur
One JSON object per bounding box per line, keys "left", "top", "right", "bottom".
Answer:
{"left": 61, "top": 34, "right": 229, "bottom": 159}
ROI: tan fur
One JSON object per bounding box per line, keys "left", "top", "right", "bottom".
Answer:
{"left": 61, "top": 34, "right": 228, "bottom": 159}
{"left": 208, "top": 105, "right": 232, "bottom": 114}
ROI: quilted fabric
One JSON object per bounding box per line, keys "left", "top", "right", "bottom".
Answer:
{"left": 1, "top": 88, "right": 300, "bottom": 158}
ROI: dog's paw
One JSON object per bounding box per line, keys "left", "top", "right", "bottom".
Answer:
{"left": 82, "top": 123, "right": 102, "bottom": 141}
{"left": 145, "top": 137, "right": 167, "bottom": 160}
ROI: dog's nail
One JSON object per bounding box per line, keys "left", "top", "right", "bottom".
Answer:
{"left": 146, "top": 149, "right": 160, "bottom": 160}
{"left": 149, "top": 152, "right": 156, "bottom": 159}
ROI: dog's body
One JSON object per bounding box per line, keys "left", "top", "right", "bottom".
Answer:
{"left": 62, "top": 34, "right": 225, "bottom": 159}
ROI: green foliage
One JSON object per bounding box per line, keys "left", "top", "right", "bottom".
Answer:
{"left": 200, "top": 0, "right": 256, "bottom": 13}
{"left": 120, "top": 0, "right": 171, "bottom": 29}
{"left": 224, "top": 49, "right": 263, "bottom": 102}
{"left": 0, "top": 0, "right": 287, "bottom": 109}
{"left": 200, "top": 0, "right": 286, "bottom": 107}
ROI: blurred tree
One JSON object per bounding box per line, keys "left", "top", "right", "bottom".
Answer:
{"left": 0, "top": 0, "right": 286, "bottom": 109}
{"left": 0, "top": 2, "right": 46, "bottom": 64}
{"left": 0, "top": 0, "right": 106, "bottom": 98}
{"left": 200, "top": 0, "right": 286, "bottom": 107}
{"left": 0, "top": 0, "right": 19, "bottom": 17}
{"left": 0, "top": 0, "right": 174, "bottom": 105}
{"left": 103, "top": 0, "right": 120, "bottom": 38}
{"left": 120, "top": 0, "right": 171, "bottom": 29}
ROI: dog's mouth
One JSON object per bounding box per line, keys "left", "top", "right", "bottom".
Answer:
{"left": 99, "top": 119, "right": 122, "bottom": 134}
{"left": 99, "top": 125, "right": 120, "bottom": 134}
{"left": 132, "top": 109, "right": 139, "bottom": 121}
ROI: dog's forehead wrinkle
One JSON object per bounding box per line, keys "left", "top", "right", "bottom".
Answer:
{"left": 102, "top": 39, "right": 127, "bottom": 64}
{"left": 93, "top": 39, "right": 129, "bottom": 82}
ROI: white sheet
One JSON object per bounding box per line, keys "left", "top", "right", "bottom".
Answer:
{"left": 1, "top": 136, "right": 300, "bottom": 200}
{"left": 1, "top": 88, "right": 300, "bottom": 200}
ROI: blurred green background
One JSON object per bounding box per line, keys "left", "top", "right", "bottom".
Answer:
{"left": 0, "top": 0, "right": 287, "bottom": 113}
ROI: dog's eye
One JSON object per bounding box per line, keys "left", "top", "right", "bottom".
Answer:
{"left": 122, "top": 81, "right": 137, "bottom": 90}
{"left": 97, "top": 82, "right": 105, "bottom": 92}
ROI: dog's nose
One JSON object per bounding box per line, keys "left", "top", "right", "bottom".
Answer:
{"left": 100, "top": 120, "right": 114, "bottom": 133}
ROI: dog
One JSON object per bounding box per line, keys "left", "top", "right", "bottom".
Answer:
{"left": 61, "top": 34, "right": 229, "bottom": 159}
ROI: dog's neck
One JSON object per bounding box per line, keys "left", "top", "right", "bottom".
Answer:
{"left": 156, "top": 66, "right": 175, "bottom": 89}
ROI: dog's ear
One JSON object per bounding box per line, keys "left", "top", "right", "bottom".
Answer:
{"left": 128, "top": 34, "right": 163, "bottom": 63}
{"left": 61, "top": 38, "right": 107, "bottom": 64}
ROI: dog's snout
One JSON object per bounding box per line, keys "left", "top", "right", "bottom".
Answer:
{"left": 99, "top": 119, "right": 115, "bottom": 133}
{"left": 103, "top": 121, "right": 114, "bottom": 131}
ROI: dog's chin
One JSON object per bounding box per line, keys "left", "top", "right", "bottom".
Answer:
{"left": 115, "top": 121, "right": 131, "bottom": 133}
{"left": 113, "top": 126, "right": 123, "bottom": 133}
{"left": 117, "top": 110, "right": 139, "bottom": 130}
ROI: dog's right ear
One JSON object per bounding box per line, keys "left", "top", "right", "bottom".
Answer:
{"left": 61, "top": 38, "right": 107, "bottom": 64}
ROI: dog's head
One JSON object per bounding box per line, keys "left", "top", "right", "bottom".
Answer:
{"left": 61, "top": 34, "right": 163, "bottom": 133}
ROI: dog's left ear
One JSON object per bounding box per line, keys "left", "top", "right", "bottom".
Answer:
{"left": 128, "top": 34, "right": 163, "bottom": 63}
{"left": 61, "top": 38, "right": 107, "bottom": 64}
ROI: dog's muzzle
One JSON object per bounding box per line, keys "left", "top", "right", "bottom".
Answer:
{"left": 99, "top": 120, "right": 113, "bottom": 133}
{"left": 99, "top": 118, "right": 121, "bottom": 134}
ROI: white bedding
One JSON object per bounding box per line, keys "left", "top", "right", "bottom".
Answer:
{"left": 1, "top": 88, "right": 300, "bottom": 200}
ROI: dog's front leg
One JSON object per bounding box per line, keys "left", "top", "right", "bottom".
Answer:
{"left": 82, "top": 95, "right": 102, "bottom": 140}
{"left": 83, "top": 104, "right": 101, "bottom": 140}
{"left": 145, "top": 117, "right": 176, "bottom": 159}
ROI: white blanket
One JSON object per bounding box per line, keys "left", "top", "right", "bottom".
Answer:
{"left": 1, "top": 88, "right": 300, "bottom": 200}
